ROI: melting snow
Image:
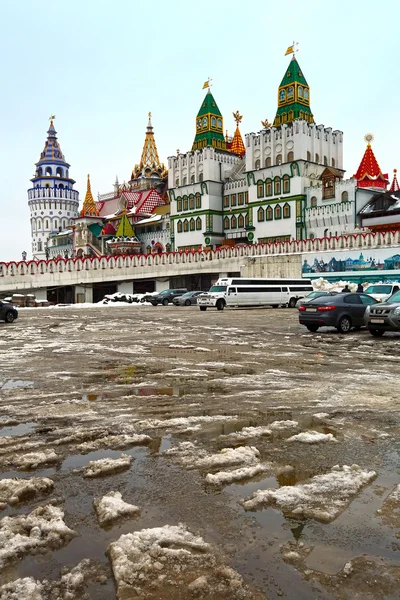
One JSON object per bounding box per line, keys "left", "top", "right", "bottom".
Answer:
{"left": 76, "top": 433, "right": 151, "bottom": 453}
{"left": 83, "top": 454, "right": 133, "bottom": 478}
{"left": 224, "top": 426, "right": 272, "bottom": 440}
{"left": 0, "top": 577, "right": 43, "bottom": 599}
{"left": 14, "top": 449, "right": 58, "bottom": 470}
{"left": 243, "top": 464, "right": 376, "bottom": 522}
{"left": 94, "top": 491, "right": 140, "bottom": 526}
{"left": 0, "top": 477, "right": 53, "bottom": 510}
{"left": 287, "top": 431, "right": 337, "bottom": 443}
{"left": 205, "top": 464, "right": 269, "bottom": 485}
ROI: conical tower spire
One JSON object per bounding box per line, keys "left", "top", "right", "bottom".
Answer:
{"left": 389, "top": 169, "right": 399, "bottom": 192}
{"left": 131, "top": 113, "right": 167, "bottom": 184}
{"left": 192, "top": 89, "right": 226, "bottom": 151}
{"left": 353, "top": 134, "right": 388, "bottom": 189}
{"left": 115, "top": 212, "right": 135, "bottom": 238}
{"left": 230, "top": 111, "right": 245, "bottom": 157}
{"left": 36, "top": 116, "right": 69, "bottom": 167}
{"left": 80, "top": 175, "right": 99, "bottom": 217}
{"left": 273, "top": 56, "right": 314, "bottom": 127}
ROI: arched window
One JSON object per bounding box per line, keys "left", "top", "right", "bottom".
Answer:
{"left": 315, "top": 153, "right": 320, "bottom": 163}
{"left": 54, "top": 220, "right": 58, "bottom": 230}
{"left": 287, "top": 151, "right": 294, "bottom": 162}
{"left": 276, "top": 154, "right": 282, "bottom": 165}
{"left": 245, "top": 212, "right": 249, "bottom": 227}
{"left": 183, "top": 219, "right": 189, "bottom": 232}
{"left": 238, "top": 214, "right": 244, "bottom": 228}
{"left": 257, "top": 207, "right": 264, "bottom": 222}
{"left": 37, "top": 167, "right": 42, "bottom": 176}
{"left": 146, "top": 245, "right": 152, "bottom": 254}
{"left": 45, "top": 167, "right": 52, "bottom": 176}
{"left": 257, "top": 181, "right": 264, "bottom": 198}
{"left": 199, "top": 173, "right": 203, "bottom": 181}
{"left": 310, "top": 196, "right": 317, "bottom": 208}
{"left": 56, "top": 167, "right": 63, "bottom": 177}
{"left": 177, "top": 220, "right": 183, "bottom": 233}
{"left": 58, "top": 183, "right": 64, "bottom": 189}
{"left": 211, "top": 116, "right": 216, "bottom": 127}
{"left": 195, "top": 194, "right": 201, "bottom": 209}
{"left": 183, "top": 177, "right": 187, "bottom": 185}
{"left": 196, "top": 217, "right": 202, "bottom": 230}
{"left": 274, "top": 177, "right": 281, "bottom": 195}
{"left": 175, "top": 178, "right": 179, "bottom": 186}
{"left": 265, "top": 157, "right": 271, "bottom": 167}
{"left": 332, "top": 158, "right": 336, "bottom": 167}
{"left": 37, "top": 219, "right": 42, "bottom": 230}
{"left": 275, "top": 115, "right": 281, "bottom": 125}
{"left": 279, "top": 89, "right": 286, "bottom": 103}
{"left": 266, "top": 179, "right": 272, "bottom": 196}
{"left": 37, "top": 240, "right": 42, "bottom": 251}
{"left": 190, "top": 218, "right": 195, "bottom": 231}
{"left": 307, "top": 151, "right": 311, "bottom": 161}
{"left": 341, "top": 191, "right": 349, "bottom": 202}
{"left": 189, "top": 195, "right": 195, "bottom": 209}
{"left": 324, "top": 156, "right": 328, "bottom": 166}
{"left": 224, "top": 216, "right": 230, "bottom": 230}
{"left": 183, "top": 197, "right": 188, "bottom": 210}
{"left": 283, "top": 203, "right": 290, "bottom": 218}
{"left": 298, "top": 86, "right": 303, "bottom": 98}
{"left": 177, "top": 199, "right": 182, "bottom": 211}
{"left": 45, "top": 219, "right": 49, "bottom": 229}
{"left": 190, "top": 175, "right": 195, "bottom": 183}
{"left": 287, "top": 86, "right": 294, "bottom": 99}
{"left": 283, "top": 175, "right": 290, "bottom": 193}
{"left": 255, "top": 159, "right": 260, "bottom": 169}
{"left": 288, "top": 110, "right": 294, "bottom": 121}
{"left": 266, "top": 206, "right": 273, "bottom": 220}
{"left": 299, "top": 111, "right": 304, "bottom": 119}
{"left": 62, "top": 220, "right": 66, "bottom": 229}
{"left": 274, "top": 205, "right": 282, "bottom": 219}
{"left": 304, "top": 88, "right": 309, "bottom": 100}
{"left": 231, "top": 215, "right": 237, "bottom": 228}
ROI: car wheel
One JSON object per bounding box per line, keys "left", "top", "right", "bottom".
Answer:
{"left": 5, "top": 312, "right": 15, "bottom": 323}
{"left": 288, "top": 297, "right": 297, "bottom": 308}
{"left": 150, "top": 301, "right": 157, "bottom": 306}
{"left": 200, "top": 306, "right": 207, "bottom": 312}
{"left": 185, "top": 300, "right": 191, "bottom": 306}
{"left": 337, "top": 316, "right": 352, "bottom": 334}
{"left": 369, "top": 328, "right": 384, "bottom": 337}
{"left": 162, "top": 298, "right": 169, "bottom": 306}
{"left": 306, "top": 325, "right": 319, "bottom": 332}
{"left": 272, "top": 305, "right": 279, "bottom": 309}
{"left": 216, "top": 299, "right": 225, "bottom": 311}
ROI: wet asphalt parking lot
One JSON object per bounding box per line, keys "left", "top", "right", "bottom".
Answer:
{"left": 0, "top": 305, "right": 399, "bottom": 599}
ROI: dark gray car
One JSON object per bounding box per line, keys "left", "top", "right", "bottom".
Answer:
{"left": 173, "top": 291, "right": 203, "bottom": 306}
{"left": 364, "top": 290, "right": 400, "bottom": 336}
{"left": 0, "top": 301, "right": 18, "bottom": 323}
{"left": 299, "top": 293, "right": 377, "bottom": 333}
{"left": 295, "top": 290, "right": 338, "bottom": 308}
{"left": 150, "top": 289, "right": 188, "bottom": 306}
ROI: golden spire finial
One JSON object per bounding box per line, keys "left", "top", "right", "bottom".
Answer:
{"left": 261, "top": 118, "right": 272, "bottom": 129}
{"left": 148, "top": 111, "right": 152, "bottom": 118}
{"left": 364, "top": 133, "right": 374, "bottom": 146}
{"left": 232, "top": 111, "right": 243, "bottom": 126}
{"left": 49, "top": 114, "right": 56, "bottom": 122}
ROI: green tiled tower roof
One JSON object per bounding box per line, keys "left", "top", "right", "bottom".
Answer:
{"left": 273, "top": 56, "right": 314, "bottom": 127}
{"left": 116, "top": 213, "right": 135, "bottom": 238}
{"left": 192, "top": 90, "right": 226, "bottom": 151}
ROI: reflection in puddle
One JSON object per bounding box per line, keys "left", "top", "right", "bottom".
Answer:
{"left": 61, "top": 447, "right": 144, "bottom": 471}
{"left": 1, "top": 380, "right": 36, "bottom": 390}
{"left": 82, "top": 386, "right": 182, "bottom": 402}
{"left": 0, "top": 422, "right": 36, "bottom": 437}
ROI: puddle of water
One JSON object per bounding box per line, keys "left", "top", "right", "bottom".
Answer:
{"left": 1, "top": 380, "right": 36, "bottom": 390}
{"left": 305, "top": 544, "right": 358, "bottom": 574}
{"left": 61, "top": 447, "right": 145, "bottom": 471}
{"left": 159, "top": 435, "right": 172, "bottom": 452}
{"left": 82, "top": 386, "right": 182, "bottom": 402}
{"left": 0, "top": 422, "right": 36, "bottom": 437}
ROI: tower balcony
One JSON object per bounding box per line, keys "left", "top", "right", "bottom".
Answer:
{"left": 28, "top": 187, "right": 79, "bottom": 201}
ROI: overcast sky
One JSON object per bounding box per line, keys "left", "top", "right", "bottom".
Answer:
{"left": 0, "top": 0, "right": 398, "bottom": 261}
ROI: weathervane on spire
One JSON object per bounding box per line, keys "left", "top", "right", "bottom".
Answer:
{"left": 232, "top": 111, "right": 243, "bottom": 126}
{"left": 49, "top": 114, "right": 56, "bottom": 122}
{"left": 202, "top": 77, "right": 212, "bottom": 90}
{"left": 285, "top": 41, "right": 299, "bottom": 57}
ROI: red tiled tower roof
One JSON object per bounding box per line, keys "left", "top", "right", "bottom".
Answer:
{"left": 389, "top": 169, "right": 399, "bottom": 192}
{"left": 353, "top": 135, "right": 388, "bottom": 189}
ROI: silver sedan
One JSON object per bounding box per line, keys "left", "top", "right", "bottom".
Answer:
{"left": 173, "top": 291, "right": 204, "bottom": 306}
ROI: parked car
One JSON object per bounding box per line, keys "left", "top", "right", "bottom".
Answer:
{"left": 364, "top": 290, "right": 400, "bottom": 336}
{"left": 0, "top": 301, "right": 18, "bottom": 323}
{"left": 173, "top": 291, "right": 203, "bottom": 306}
{"left": 364, "top": 283, "right": 400, "bottom": 303}
{"left": 295, "top": 290, "right": 338, "bottom": 308}
{"left": 150, "top": 289, "right": 188, "bottom": 306}
{"left": 298, "top": 292, "right": 377, "bottom": 333}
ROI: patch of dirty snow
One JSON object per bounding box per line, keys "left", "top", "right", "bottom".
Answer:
{"left": 76, "top": 433, "right": 151, "bottom": 453}
{"left": 189, "top": 446, "right": 260, "bottom": 469}
{"left": 94, "top": 491, "right": 140, "bottom": 526}
{"left": 0, "top": 505, "right": 75, "bottom": 567}
{"left": 82, "top": 454, "right": 133, "bottom": 478}
{"left": 138, "top": 415, "right": 236, "bottom": 430}
{"left": 312, "top": 413, "right": 330, "bottom": 422}
{"left": 0, "top": 477, "right": 53, "bottom": 510}
{"left": 108, "top": 523, "right": 264, "bottom": 599}
{"left": 0, "top": 577, "right": 43, "bottom": 599}
{"left": 243, "top": 464, "right": 376, "bottom": 522}
{"left": 223, "top": 426, "right": 272, "bottom": 440}
{"left": 287, "top": 431, "right": 337, "bottom": 444}
{"left": 205, "top": 464, "right": 269, "bottom": 486}
{"left": 14, "top": 449, "right": 58, "bottom": 470}
{"left": 269, "top": 420, "right": 299, "bottom": 431}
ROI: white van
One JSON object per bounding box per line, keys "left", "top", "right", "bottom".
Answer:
{"left": 197, "top": 277, "right": 313, "bottom": 311}
{"left": 365, "top": 283, "right": 400, "bottom": 302}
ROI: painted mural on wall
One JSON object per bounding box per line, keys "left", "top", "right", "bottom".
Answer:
{"left": 302, "top": 249, "right": 400, "bottom": 274}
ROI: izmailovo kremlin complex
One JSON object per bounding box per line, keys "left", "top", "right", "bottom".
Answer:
{"left": 5, "top": 45, "right": 398, "bottom": 302}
